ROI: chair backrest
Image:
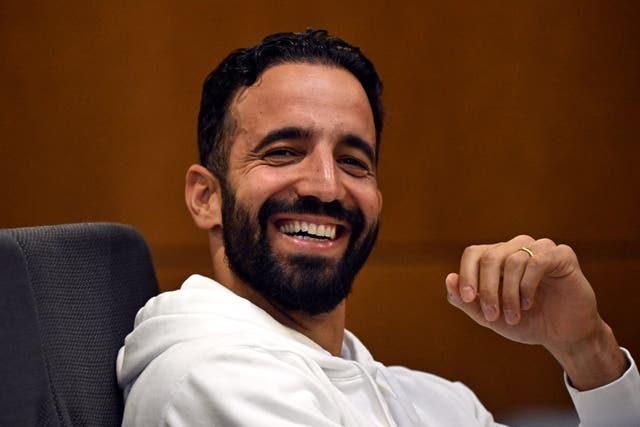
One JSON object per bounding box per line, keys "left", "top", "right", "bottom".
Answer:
{"left": 0, "top": 223, "right": 159, "bottom": 426}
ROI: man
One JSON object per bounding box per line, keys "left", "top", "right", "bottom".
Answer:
{"left": 116, "top": 29, "right": 639, "bottom": 426}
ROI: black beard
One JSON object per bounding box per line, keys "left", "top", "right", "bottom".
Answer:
{"left": 220, "top": 185, "right": 379, "bottom": 315}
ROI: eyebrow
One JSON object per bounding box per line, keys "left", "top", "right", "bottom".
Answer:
{"left": 341, "top": 134, "right": 375, "bottom": 166}
{"left": 254, "top": 127, "right": 313, "bottom": 153}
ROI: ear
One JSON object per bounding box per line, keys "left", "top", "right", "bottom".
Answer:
{"left": 376, "top": 188, "right": 383, "bottom": 216}
{"left": 185, "top": 164, "right": 223, "bottom": 230}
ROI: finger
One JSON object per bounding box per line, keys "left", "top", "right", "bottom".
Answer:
{"left": 501, "top": 250, "right": 529, "bottom": 325}
{"left": 518, "top": 238, "right": 558, "bottom": 310}
{"left": 445, "top": 272, "right": 461, "bottom": 303}
{"left": 458, "top": 244, "right": 491, "bottom": 303}
{"left": 477, "top": 235, "right": 534, "bottom": 322}
{"left": 501, "top": 238, "right": 556, "bottom": 323}
{"left": 445, "top": 273, "right": 487, "bottom": 325}
{"left": 477, "top": 246, "right": 503, "bottom": 322}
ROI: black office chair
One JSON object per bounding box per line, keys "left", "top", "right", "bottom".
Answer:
{"left": 0, "top": 223, "right": 159, "bottom": 426}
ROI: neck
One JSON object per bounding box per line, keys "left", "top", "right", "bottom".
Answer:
{"left": 261, "top": 294, "right": 346, "bottom": 356}
{"left": 210, "top": 243, "right": 346, "bottom": 356}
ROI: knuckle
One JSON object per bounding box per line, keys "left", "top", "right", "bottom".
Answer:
{"left": 557, "top": 244, "right": 578, "bottom": 260}
{"left": 527, "top": 255, "right": 543, "bottom": 269}
{"left": 478, "top": 291, "right": 496, "bottom": 306}
{"left": 557, "top": 243, "right": 574, "bottom": 253}
{"left": 501, "top": 287, "right": 518, "bottom": 304}
{"left": 479, "top": 250, "right": 501, "bottom": 266}
{"left": 462, "top": 245, "right": 479, "bottom": 257}
{"left": 536, "top": 237, "right": 556, "bottom": 247}
{"left": 514, "top": 234, "right": 535, "bottom": 244}
{"left": 504, "top": 253, "right": 522, "bottom": 269}
{"left": 519, "top": 278, "right": 534, "bottom": 291}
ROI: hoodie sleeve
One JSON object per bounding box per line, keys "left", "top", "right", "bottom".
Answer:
{"left": 122, "top": 340, "right": 356, "bottom": 427}
{"left": 566, "top": 348, "right": 640, "bottom": 427}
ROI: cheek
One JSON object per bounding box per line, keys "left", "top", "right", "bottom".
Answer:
{"left": 231, "top": 172, "right": 294, "bottom": 212}
{"left": 353, "top": 187, "right": 382, "bottom": 223}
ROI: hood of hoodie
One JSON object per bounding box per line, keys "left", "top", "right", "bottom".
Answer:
{"left": 116, "top": 274, "right": 378, "bottom": 390}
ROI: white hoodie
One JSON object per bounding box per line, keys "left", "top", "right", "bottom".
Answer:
{"left": 117, "top": 275, "right": 640, "bottom": 426}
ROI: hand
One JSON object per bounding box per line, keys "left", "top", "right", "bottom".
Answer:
{"left": 445, "top": 235, "right": 597, "bottom": 346}
{"left": 446, "top": 234, "right": 627, "bottom": 390}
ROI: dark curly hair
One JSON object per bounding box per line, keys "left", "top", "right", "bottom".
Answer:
{"left": 197, "top": 29, "right": 384, "bottom": 180}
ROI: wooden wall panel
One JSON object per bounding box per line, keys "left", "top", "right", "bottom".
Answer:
{"left": 2, "top": 0, "right": 639, "bottom": 419}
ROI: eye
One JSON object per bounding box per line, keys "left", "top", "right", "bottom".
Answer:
{"left": 262, "top": 148, "right": 302, "bottom": 165}
{"left": 265, "top": 149, "right": 296, "bottom": 157}
{"left": 338, "top": 156, "right": 371, "bottom": 177}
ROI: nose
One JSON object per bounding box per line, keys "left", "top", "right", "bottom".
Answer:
{"left": 294, "top": 148, "right": 345, "bottom": 203}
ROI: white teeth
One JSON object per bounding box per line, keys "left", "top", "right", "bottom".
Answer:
{"left": 279, "top": 221, "right": 338, "bottom": 240}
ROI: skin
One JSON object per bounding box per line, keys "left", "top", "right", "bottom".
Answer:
{"left": 446, "top": 235, "right": 627, "bottom": 390}
{"left": 186, "top": 62, "right": 626, "bottom": 390}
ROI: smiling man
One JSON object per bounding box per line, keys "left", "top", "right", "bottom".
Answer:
{"left": 116, "top": 30, "right": 640, "bottom": 426}
{"left": 208, "top": 62, "right": 382, "bottom": 334}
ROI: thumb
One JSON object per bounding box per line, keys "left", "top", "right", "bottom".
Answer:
{"left": 445, "top": 272, "right": 460, "bottom": 301}
{"left": 445, "top": 272, "right": 488, "bottom": 325}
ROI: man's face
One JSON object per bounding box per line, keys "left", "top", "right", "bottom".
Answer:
{"left": 220, "top": 63, "right": 382, "bottom": 315}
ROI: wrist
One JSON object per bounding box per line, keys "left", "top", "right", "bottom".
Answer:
{"left": 547, "top": 320, "right": 628, "bottom": 391}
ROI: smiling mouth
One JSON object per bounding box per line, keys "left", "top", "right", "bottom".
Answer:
{"left": 276, "top": 219, "right": 343, "bottom": 241}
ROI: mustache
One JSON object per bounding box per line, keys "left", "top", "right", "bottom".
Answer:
{"left": 258, "top": 196, "right": 365, "bottom": 232}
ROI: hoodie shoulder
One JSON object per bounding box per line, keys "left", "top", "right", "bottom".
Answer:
{"left": 118, "top": 275, "right": 352, "bottom": 426}
{"left": 122, "top": 338, "right": 346, "bottom": 427}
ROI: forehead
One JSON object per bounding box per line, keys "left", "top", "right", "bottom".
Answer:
{"left": 228, "top": 63, "right": 375, "bottom": 143}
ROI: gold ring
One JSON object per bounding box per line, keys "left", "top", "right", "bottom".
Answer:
{"left": 519, "top": 247, "right": 534, "bottom": 257}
